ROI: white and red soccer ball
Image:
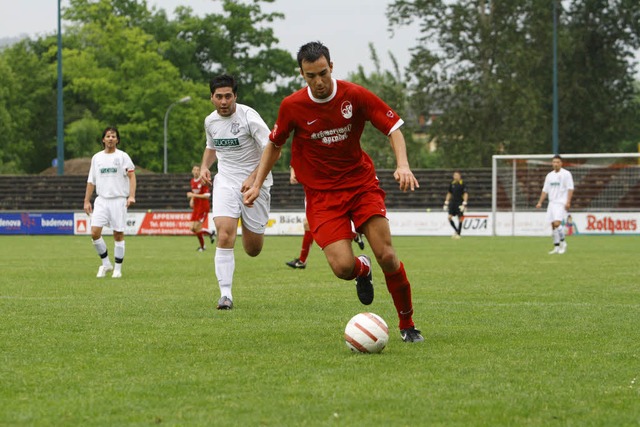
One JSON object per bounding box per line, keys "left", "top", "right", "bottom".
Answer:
{"left": 344, "top": 312, "right": 389, "bottom": 353}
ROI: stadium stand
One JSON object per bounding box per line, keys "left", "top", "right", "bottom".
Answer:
{"left": 1, "top": 167, "right": 637, "bottom": 211}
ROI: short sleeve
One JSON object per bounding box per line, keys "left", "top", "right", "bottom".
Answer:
{"left": 246, "top": 108, "right": 271, "bottom": 149}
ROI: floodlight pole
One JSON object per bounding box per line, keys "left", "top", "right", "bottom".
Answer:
{"left": 552, "top": 0, "right": 559, "bottom": 155}
{"left": 163, "top": 96, "right": 192, "bottom": 174}
{"left": 56, "top": 0, "right": 64, "bottom": 175}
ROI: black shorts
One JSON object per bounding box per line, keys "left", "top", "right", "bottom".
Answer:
{"left": 448, "top": 206, "right": 463, "bottom": 216}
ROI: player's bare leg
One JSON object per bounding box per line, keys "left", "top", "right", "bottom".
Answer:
{"left": 241, "top": 223, "right": 264, "bottom": 257}
{"left": 91, "top": 226, "right": 113, "bottom": 278}
{"left": 323, "top": 239, "right": 358, "bottom": 279}
{"left": 360, "top": 215, "right": 423, "bottom": 343}
{"left": 213, "top": 216, "right": 240, "bottom": 309}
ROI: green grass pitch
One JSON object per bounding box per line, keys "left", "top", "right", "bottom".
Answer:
{"left": 1, "top": 234, "right": 638, "bottom": 426}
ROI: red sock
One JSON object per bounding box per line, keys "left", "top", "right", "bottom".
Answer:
{"left": 384, "top": 262, "right": 415, "bottom": 330}
{"left": 196, "top": 233, "right": 205, "bottom": 248}
{"left": 299, "top": 231, "right": 314, "bottom": 263}
{"left": 347, "top": 256, "right": 370, "bottom": 280}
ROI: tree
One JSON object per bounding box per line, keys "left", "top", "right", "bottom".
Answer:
{"left": 388, "top": 0, "right": 640, "bottom": 167}
{"left": 348, "top": 44, "right": 431, "bottom": 169}
{"left": 0, "top": 40, "right": 57, "bottom": 173}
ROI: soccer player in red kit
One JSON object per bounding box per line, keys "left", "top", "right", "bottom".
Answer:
{"left": 244, "top": 41, "right": 424, "bottom": 343}
{"left": 187, "top": 165, "right": 215, "bottom": 251}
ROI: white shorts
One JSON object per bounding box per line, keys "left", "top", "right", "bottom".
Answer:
{"left": 212, "top": 174, "right": 271, "bottom": 234}
{"left": 91, "top": 196, "right": 127, "bottom": 232}
{"left": 546, "top": 203, "right": 566, "bottom": 223}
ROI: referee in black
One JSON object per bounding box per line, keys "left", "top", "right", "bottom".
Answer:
{"left": 443, "top": 171, "right": 468, "bottom": 239}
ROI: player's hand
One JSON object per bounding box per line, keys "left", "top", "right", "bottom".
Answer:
{"left": 187, "top": 192, "right": 194, "bottom": 198}
{"left": 459, "top": 204, "right": 466, "bottom": 214}
{"left": 199, "top": 168, "right": 212, "bottom": 186}
{"left": 243, "top": 186, "right": 260, "bottom": 207}
{"left": 127, "top": 196, "right": 136, "bottom": 208}
{"left": 393, "top": 166, "right": 419, "bottom": 192}
{"left": 84, "top": 201, "right": 92, "bottom": 215}
{"left": 289, "top": 167, "right": 298, "bottom": 184}
{"left": 565, "top": 202, "right": 571, "bottom": 210}
{"left": 241, "top": 177, "right": 254, "bottom": 193}
{"left": 443, "top": 202, "right": 448, "bottom": 211}
{"left": 535, "top": 202, "right": 542, "bottom": 209}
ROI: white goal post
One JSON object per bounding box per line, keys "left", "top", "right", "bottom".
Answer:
{"left": 491, "top": 153, "right": 640, "bottom": 236}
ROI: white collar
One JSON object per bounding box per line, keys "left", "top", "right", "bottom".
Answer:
{"left": 307, "top": 79, "right": 337, "bottom": 104}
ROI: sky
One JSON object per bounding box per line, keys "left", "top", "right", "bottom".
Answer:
{"left": 0, "top": 0, "right": 421, "bottom": 79}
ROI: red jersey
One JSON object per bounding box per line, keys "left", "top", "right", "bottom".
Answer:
{"left": 270, "top": 79, "right": 403, "bottom": 191}
{"left": 190, "top": 178, "right": 211, "bottom": 211}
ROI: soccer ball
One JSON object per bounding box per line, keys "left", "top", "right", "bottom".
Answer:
{"left": 344, "top": 312, "right": 389, "bottom": 354}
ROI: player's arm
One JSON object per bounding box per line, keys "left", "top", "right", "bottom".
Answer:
{"left": 188, "top": 192, "right": 210, "bottom": 199}
{"left": 461, "top": 189, "right": 469, "bottom": 212}
{"left": 83, "top": 182, "right": 95, "bottom": 215}
{"left": 566, "top": 189, "right": 573, "bottom": 210}
{"left": 443, "top": 191, "right": 451, "bottom": 211}
{"left": 389, "top": 129, "right": 419, "bottom": 192}
{"left": 243, "top": 142, "right": 282, "bottom": 207}
{"left": 127, "top": 170, "right": 136, "bottom": 207}
{"left": 536, "top": 191, "right": 547, "bottom": 209}
{"left": 199, "top": 148, "right": 217, "bottom": 186}
{"left": 289, "top": 166, "right": 298, "bottom": 185}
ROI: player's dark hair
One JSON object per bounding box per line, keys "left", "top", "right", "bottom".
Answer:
{"left": 101, "top": 126, "right": 120, "bottom": 146}
{"left": 553, "top": 154, "right": 562, "bottom": 161}
{"left": 210, "top": 74, "right": 238, "bottom": 95}
{"left": 297, "top": 41, "right": 331, "bottom": 68}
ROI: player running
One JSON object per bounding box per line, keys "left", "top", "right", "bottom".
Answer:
{"left": 536, "top": 155, "right": 574, "bottom": 254}
{"left": 199, "top": 74, "right": 273, "bottom": 310}
{"left": 83, "top": 127, "right": 136, "bottom": 279}
{"left": 187, "top": 165, "right": 215, "bottom": 252}
{"left": 244, "top": 41, "right": 424, "bottom": 343}
{"left": 443, "top": 171, "right": 468, "bottom": 239}
{"left": 286, "top": 165, "right": 365, "bottom": 269}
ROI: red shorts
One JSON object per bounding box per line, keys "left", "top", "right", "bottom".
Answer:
{"left": 305, "top": 182, "right": 387, "bottom": 249}
{"left": 190, "top": 205, "right": 209, "bottom": 223}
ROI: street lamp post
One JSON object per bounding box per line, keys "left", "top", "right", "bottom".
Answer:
{"left": 163, "top": 96, "right": 192, "bottom": 174}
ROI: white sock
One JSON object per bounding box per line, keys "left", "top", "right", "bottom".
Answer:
{"left": 558, "top": 228, "right": 565, "bottom": 241}
{"left": 215, "top": 248, "right": 235, "bottom": 300}
{"left": 552, "top": 228, "right": 561, "bottom": 245}
{"left": 114, "top": 241, "right": 125, "bottom": 273}
{"left": 92, "top": 237, "right": 111, "bottom": 267}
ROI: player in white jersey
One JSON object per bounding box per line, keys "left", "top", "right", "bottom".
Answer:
{"left": 83, "top": 127, "right": 136, "bottom": 278}
{"left": 536, "top": 155, "right": 574, "bottom": 254}
{"left": 198, "top": 75, "right": 273, "bottom": 310}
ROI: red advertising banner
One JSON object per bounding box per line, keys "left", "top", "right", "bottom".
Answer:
{"left": 138, "top": 212, "right": 208, "bottom": 235}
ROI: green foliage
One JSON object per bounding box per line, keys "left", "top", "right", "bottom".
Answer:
{"left": 0, "top": 40, "right": 56, "bottom": 173}
{"left": 1, "top": 235, "right": 639, "bottom": 425}
{"left": 0, "top": 0, "right": 299, "bottom": 174}
{"left": 388, "top": 0, "right": 640, "bottom": 167}
{"left": 64, "top": 111, "right": 105, "bottom": 158}
{"left": 348, "top": 44, "right": 435, "bottom": 169}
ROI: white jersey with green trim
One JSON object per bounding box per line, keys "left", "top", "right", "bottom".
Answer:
{"left": 542, "top": 167, "right": 574, "bottom": 205}
{"left": 87, "top": 149, "right": 135, "bottom": 199}
{"left": 204, "top": 103, "right": 272, "bottom": 188}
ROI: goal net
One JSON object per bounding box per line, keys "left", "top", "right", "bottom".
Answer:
{"left": 491, "top": 153, "right": 640, "bottom": 235}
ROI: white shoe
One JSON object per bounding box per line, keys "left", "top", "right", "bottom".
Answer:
{"left": 452, "top": 233, "right": 461, "bottom": 240}
{"left": 548, "top": 247, "right": 559, "bottom": 255}
{"left": 559, "top": 241, "right": 567, "bottom": 254}
{"left": 97, "top": 265, "right": 113, "bottom": 278}
{"left": 112, "top": 270, "right": 122, "bottom": 278}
